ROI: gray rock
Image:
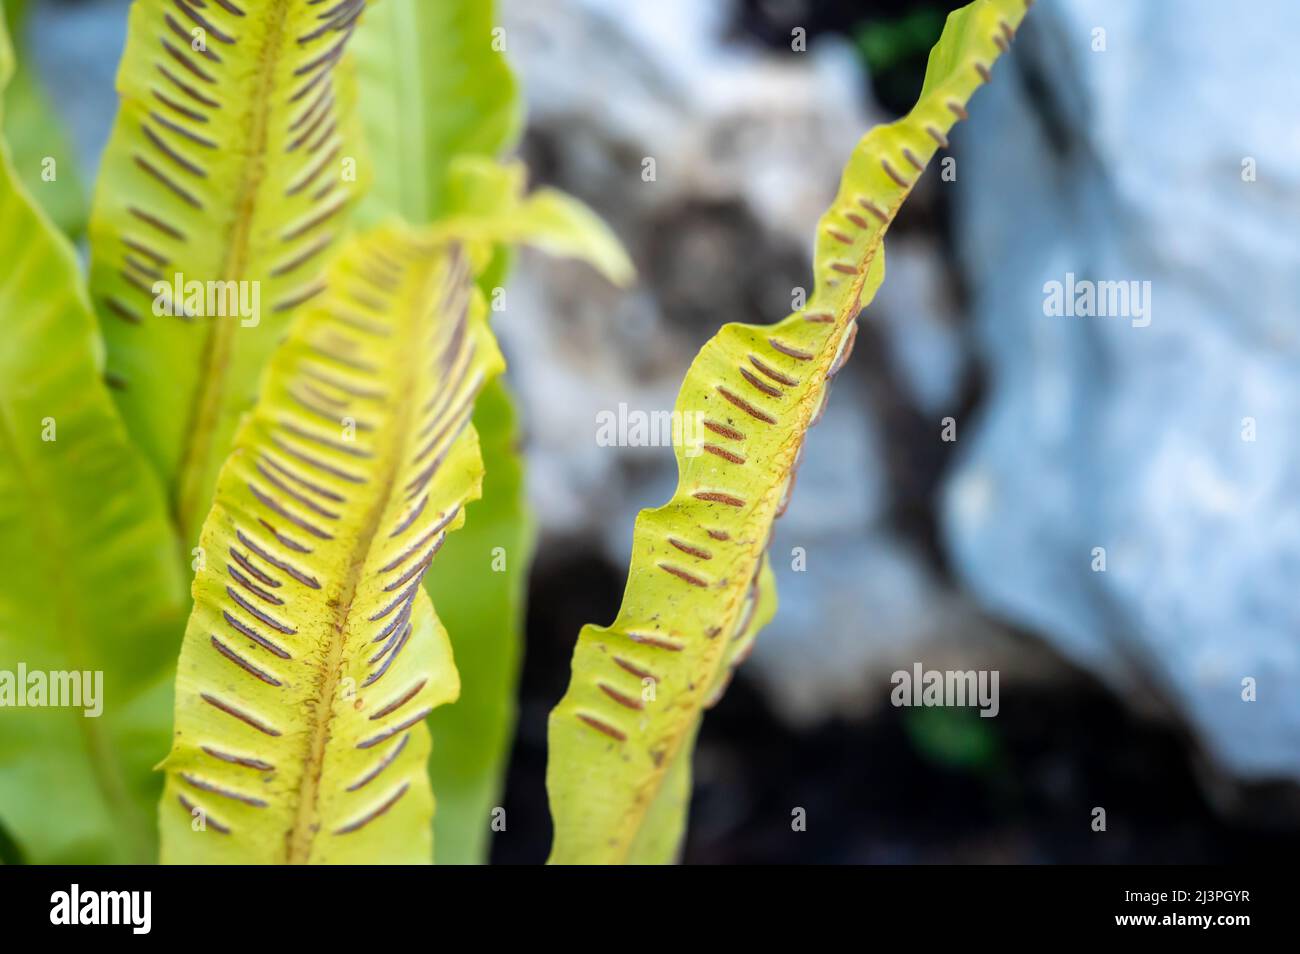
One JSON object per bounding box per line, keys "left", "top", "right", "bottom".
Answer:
{"left": 943, "top": 0, "right": 1300, "bottom": 778}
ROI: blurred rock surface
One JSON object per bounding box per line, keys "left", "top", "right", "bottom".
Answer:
{"left": 942, "top": 0, "right": 1300, "bottom": 780}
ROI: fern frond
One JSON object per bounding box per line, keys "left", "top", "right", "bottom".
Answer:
{"left": 159, "top": 226, "right": 502, "bottom": 863}
{"left": 546, "top": 0, "right": 1031, "bottom": 863}
{"left": 88, "top": 0, "right": 370, "bottom": 543}
{"left": 1, "top": 0, "right": 87, "bottom": 236}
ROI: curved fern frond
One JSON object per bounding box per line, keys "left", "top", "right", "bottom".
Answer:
{"left": 88, "top": 0, "right": 370, "bottom": 545}
{"left": 546, "top": 0, "right": 1030, "bottom": 863}
{"left": 159, "top": 226, "right": 503, "bottom": 863}
{"left": 0, "top": 17, "right": 187, "bottom": 864}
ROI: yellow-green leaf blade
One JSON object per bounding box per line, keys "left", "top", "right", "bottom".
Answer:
{"left": 88, "top": 0, "right": 369, "bottom": 545}
{"left": 159, "top": 227, "right": 503, "bottom": 863}
{"left": 623, "top": 558, "right": 777, "bottom": 865}
{"left": 0, "top": 13, "right": 187, "bottom": 865}
{"left": 546, "top": 0, "right": 1028, "bottom": 864}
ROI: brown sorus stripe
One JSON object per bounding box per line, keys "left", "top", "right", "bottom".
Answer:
{"left": 369, "top": 679, "right": 427, "bottom": 721}
{"left": 716, "top": 385, "right": 775, "bottom": 423}
{"left": 200, "top": 693, "right": 281, "bottom": 736}
{"left": 598, "top": 683, "right": 645, "bottom": 710}
{"left": 626, "top": 631, "right": 685, "bottom": 651}
{"left": 658, "top": 563, "right": 709, "bottom": 587}
{"left": 693, "top": 491, "right": 745, "bottom": 508}
{"left": 768, "top": 337, "right": 814, "bottom": 361}
{"left": 857, "top": 196, "right": 888, "bottom": 222}
{"left": 703, "top": 443, "right": 745, "bottom": 464}
{"left": 613, "top": 657, "right": 657, "bottom": 682}
{"left": 222, "top": 610, "right": 291, "bottom": 659}
{"left": 333, "top": 782, "right": 411, "bottom": 835}
{"left": 739, "top": 366, "right": 783, "bottom": 396}
{"left": 210, "top": 635, "right": 283, "bottom": 687}
{"left": 201, "top": 745, "right": 274, "bottom": 772}
{"left": 346, "top": 733, "right": 410, "bottom": 792}
{"left": 178, "top": 794, "right": 230, "bottom": 834}
{"left": 749, "top": 354, "right": 799, "bottom": 386}
{"left": 703, "top": 419, "right": 745, "bottom": 441}
{"left": 668, "top": 537, "right": 712, "bottom": 560}
{"left": 576, "top": 713, "right": 627, "bottom": 742}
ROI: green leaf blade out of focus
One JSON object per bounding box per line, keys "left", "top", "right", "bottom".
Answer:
{"left": 904, "top": 706, "right": 1001, "bottom": 772}
{"left": 0, "top": 12, "right": 187, "bottom": 864}
{"left": 1, "top": 0, "right": 87, "bottom": 237}
{"left": 353, "top": 0, "right": 522, "bottom": 226}
{"left": 546, "top": 0, "right": 1030, "bottom": 864}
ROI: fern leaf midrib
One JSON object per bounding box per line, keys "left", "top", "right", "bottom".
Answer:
{"left": 283, "top": 251, "right": 428, "bottom": 864}
{"left": 0, "top": 403, "right": 151, "bottom": 863}
{"left": 174, "top": 0, "right": 293, "bottom": 544}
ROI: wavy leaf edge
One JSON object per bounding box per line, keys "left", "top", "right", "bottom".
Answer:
{"left": 546, "top": 0, "right": 1032, "bottom": 864}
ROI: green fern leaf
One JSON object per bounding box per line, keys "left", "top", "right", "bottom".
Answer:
{"left": 88, "top": 0, "right": 371, "bottom": 544}
{"left": 159, "top": 223, "right": 504, "bottom": 863}
{"left": 546, "top": 0, "right": 1031, "bottom": 863}
{"left": 353, "top": 0, "right": 521, "bottom": 225}
{"left": 0, "top": 16, "right": 187, "bottom": 864}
